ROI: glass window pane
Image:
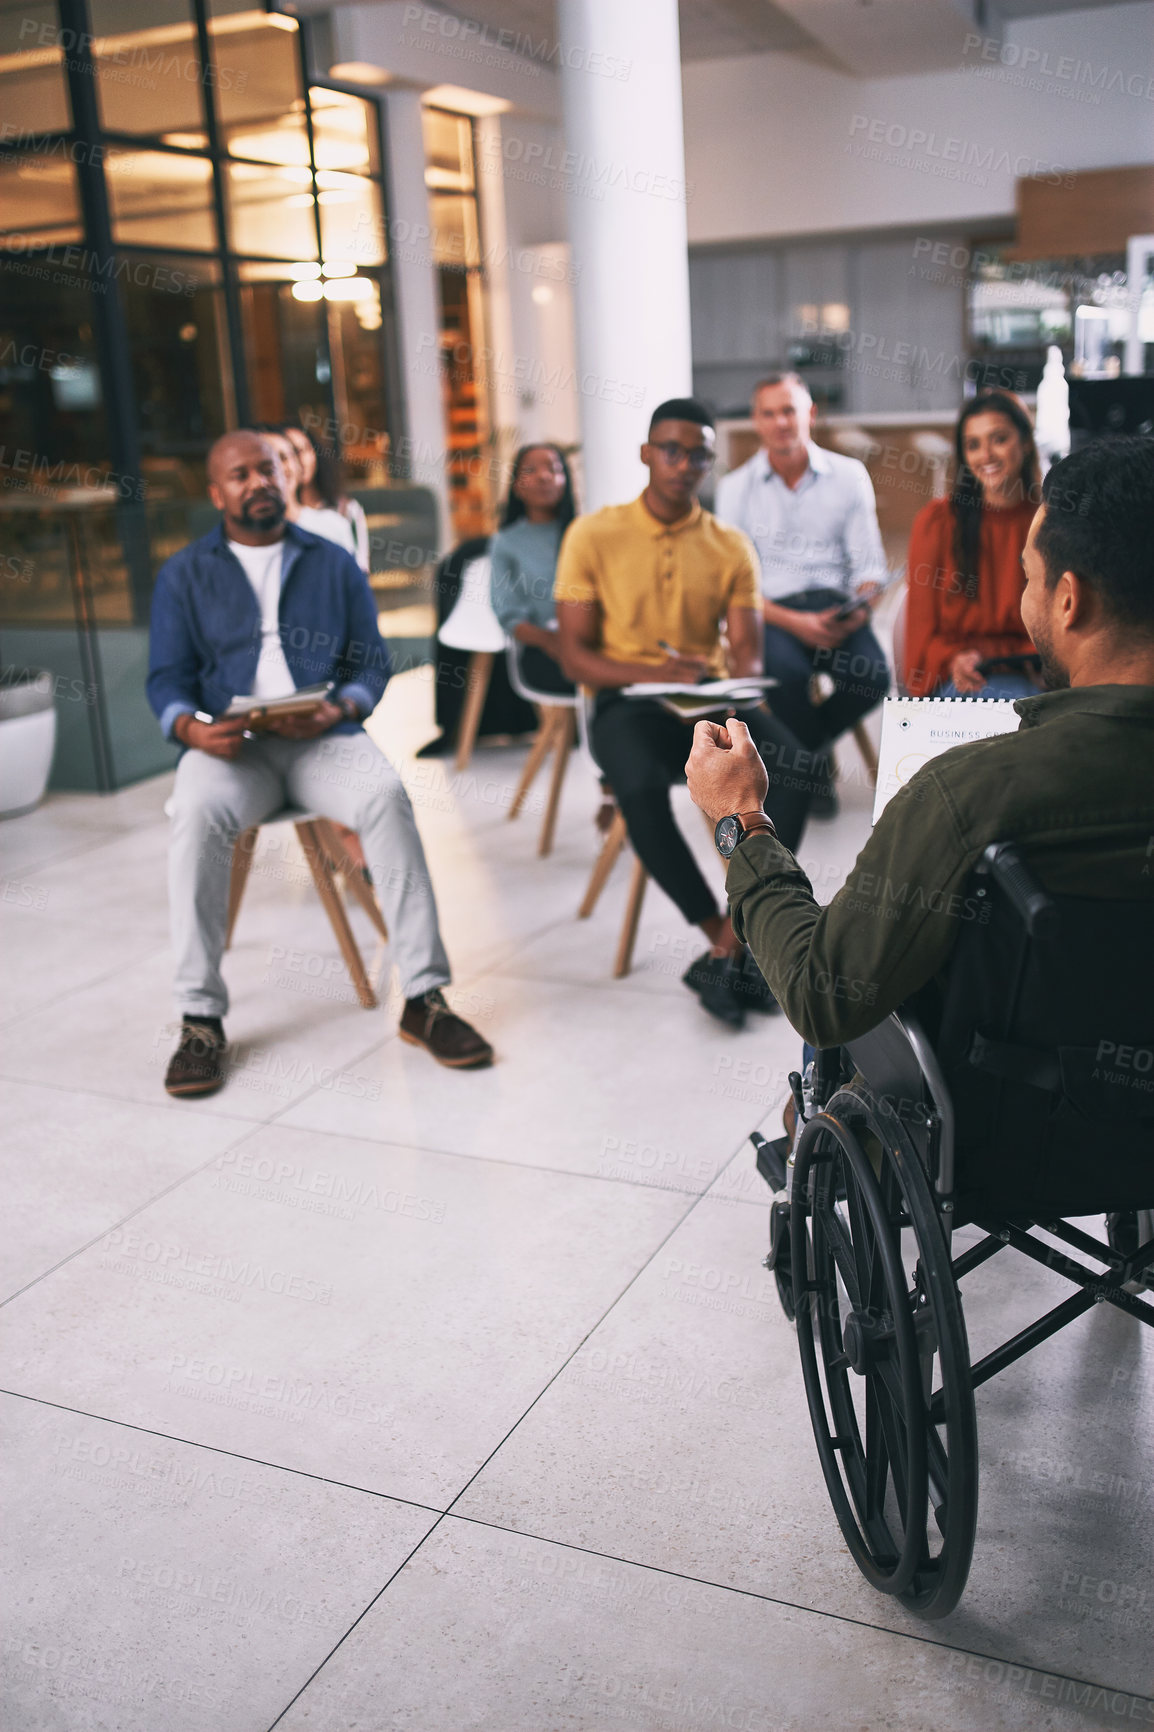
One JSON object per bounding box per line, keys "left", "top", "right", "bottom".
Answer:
{"left": 87, "top": 0, "right": 207, "bottom": 138}
{"left": 225, "top": 108, "right": 310, "bottom": 169}
{"left": 320, "top": 176, "right": 384, "bottom": 271}
{"left": 225, "top": 161, "right": 318, "bottom": 262}
{"left": 422, "top": 108, "right": 474, "bottom": 192}
{"left": 428, "top": 192, "right": 480, "bottom": 269}
{"left": 106, "top": 148, "right": 216, "bottom": 250}
{"left": 210, "top": 10, "right": 305, "bottom": 154}
{"left": 0, "top": 252, "right": 112, "bottom": 628}
{"left": 309, "top": 87, "right": 380, "bottom": 177}
{"left": 239, "top": 279, "right": 329, "bottom": 431}
{"left": 327, "top": 286, "right": 387, "bottom": 486}
{"left": 0, "top": 154, "right": 82, "bottom": 247}
{"left": 0, "top": 252, "right": 108, "bottom": 476}
{"left": 118, "top": 253, "right": 229, "bottom": 497}
{"left": 0, "top": 3, "right": 72, "bottom": 135}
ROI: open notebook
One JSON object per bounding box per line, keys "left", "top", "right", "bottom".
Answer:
{"left": 872, "top": 696, "right": 1021, "bottom": 824}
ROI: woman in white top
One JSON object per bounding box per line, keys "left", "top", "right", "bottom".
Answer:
{"left": 286, "top": 425, "right": 370, "bottom": 573}
{"left": 251, "top": 425, "right": 358, "bottom": 561}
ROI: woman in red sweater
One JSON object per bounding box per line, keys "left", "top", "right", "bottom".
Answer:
{"left": 903, "top": 390, "right": 1042, "bottom": 698}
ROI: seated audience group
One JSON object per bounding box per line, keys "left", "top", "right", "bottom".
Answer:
{"left": 148, "top": 376, "right": 1142, "bottom": 1097}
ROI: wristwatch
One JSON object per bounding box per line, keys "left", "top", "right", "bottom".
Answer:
{"left": 714, "top": 810, "right": 776, "bottom": 859}
{"left": 338, "top": 695, "right": 361, "bottom": 722}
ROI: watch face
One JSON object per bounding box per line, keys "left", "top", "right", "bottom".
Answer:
{"left": 715, "top": 815, "right": 741, "bottom": 857}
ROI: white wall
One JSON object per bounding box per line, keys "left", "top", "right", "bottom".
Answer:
{"left": 682, "top": 2, "right": 1154, "bottom": 245}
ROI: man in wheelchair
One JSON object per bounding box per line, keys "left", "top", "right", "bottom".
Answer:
{"left": 684, "top": 436, "right": 1154, "bottom": 1617}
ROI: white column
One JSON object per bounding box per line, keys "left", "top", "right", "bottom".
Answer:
{"left": 557, "top": 0, "right": 692, "bottom": 510}
{"left": 472, "top": 114, "right": 520, "bottom": 494}
{"left": 381, "top": 88, "right": 449, "bottom": 545}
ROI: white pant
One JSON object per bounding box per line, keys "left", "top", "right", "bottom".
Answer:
{"left": 169, "top": 733, "right": 450, "bottom": 1018}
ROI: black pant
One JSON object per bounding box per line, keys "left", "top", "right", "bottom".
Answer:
{"left": 592, "top": 694, "right": 813, "bottom": 927}
{"left": 763, "top": 587, "right": 890, "bottom": 752}
{"left": 517, "top": 642, "right": 576, "bottom": 699}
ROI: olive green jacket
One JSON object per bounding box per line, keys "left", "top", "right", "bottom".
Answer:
{"left": 726, "top": 685, "right": 1154, "bottom": 1048}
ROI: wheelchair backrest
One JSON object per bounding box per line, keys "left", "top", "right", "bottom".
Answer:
{"left": 935, "top": 845, "right": 1154, "bottom": 1216}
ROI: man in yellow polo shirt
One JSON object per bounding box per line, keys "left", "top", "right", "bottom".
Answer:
{"left": 555, "top": 398, "right": 813, "bottom": 1028}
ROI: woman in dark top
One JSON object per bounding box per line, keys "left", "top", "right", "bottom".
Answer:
{"left": 490, "top": 444, "right": 577, "bottom": 696}
{"left": 904, "top": 390, "right": 1043, "bottom": 698}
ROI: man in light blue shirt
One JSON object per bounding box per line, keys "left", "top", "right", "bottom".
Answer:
{"left": 714, "top": 373, "right": 890, "bottom": 812}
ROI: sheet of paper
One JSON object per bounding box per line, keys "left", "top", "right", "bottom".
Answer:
{"left": 621, "top": 676, "right": 777, "bottom": 699}
{"left": 872, "top": 697, "right": 1020, "bottom": 823}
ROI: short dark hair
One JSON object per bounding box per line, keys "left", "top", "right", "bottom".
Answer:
{"left": 1037, "top": 437, "right": 1154, "bottom": 635}
{"left": 648, "top": 397, "right": 713, "bottom": 435}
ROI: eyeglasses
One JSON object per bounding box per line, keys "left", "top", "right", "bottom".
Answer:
{"left": 652, "top": 441, "right": 714, "bottom": 471}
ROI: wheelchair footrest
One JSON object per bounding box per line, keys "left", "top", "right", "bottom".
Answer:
{"left": 751, "top": 1131, "right": 789, "bottom": 1193}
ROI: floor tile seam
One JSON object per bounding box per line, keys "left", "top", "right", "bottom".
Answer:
{"left": 263, "top": 1512, "right": 450, "bottom": 1732}
{"left": 0, "top": 941, "right": 173, "bottom": 1033}
{"left": 0, "top": 1115, "right": 283, "bottom": 1309}
{"left": 233, "top": 1115, "right": 718, "bottom": 1200}
{"left": 441, "top": 1511, "right": 1151, "bottom": 1703}
{"left": 1, "top": 833, "right": 142, "bottom": 876}
{"left": 429, "top": 1190, "right": 707, "bottom": 1518}
{"left": 0, "top": 1068, "right": 260, "bottom": 1126}
{"left": 0, "top": 1387, "right": 446, "bottom": 1516}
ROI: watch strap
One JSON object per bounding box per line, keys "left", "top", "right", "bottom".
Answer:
{"left": 735, "top": 814, "right": 775, "bottom": 847}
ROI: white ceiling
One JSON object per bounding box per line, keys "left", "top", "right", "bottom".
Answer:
{"left": 412, "top": 0, "right": 1150, "bottom": 69}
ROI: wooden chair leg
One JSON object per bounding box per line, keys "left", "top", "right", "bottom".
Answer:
{"left": 312, "top": 818, "right": 388, "bottom": 942}
{"left": 578, "top": 808, "right": 627, "bottom": 919}
{"left": 537, "top": 707, "right": 574, "bottom": 857}
{"left": 329, "top": 822, "right": 365, "bottom": 871}
{"left": 225, "top": 827, "right": 258, "bottom": 950}
{"left": 508, "top": 706, "right": 556, "bottom": 821}
{"left": 295, "top": 820, "right": 377, "bottom": 1009}
{"left": 852, "top": 719, "right": 879, "bottom": 786}
{"left": 455, "top": 650, "right": 494, "bottom": 772}
{"left": 613, "top": 856, "right": 648, "bottom": 978}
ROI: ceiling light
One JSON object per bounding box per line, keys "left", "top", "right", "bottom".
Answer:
{"left": 322, "top": 277, "right": 374, "bottom": 302}
{"left": 421, "top": 85, "right": 512, "bottom": 117}
{"left": 329, "top": 61, "right": 391, "bottom": 85}
{"left": 291, "top": 281, "right": 324, "bottom": 301}
{"left": 321, "top": 261, "right": 356, "bottom": 277}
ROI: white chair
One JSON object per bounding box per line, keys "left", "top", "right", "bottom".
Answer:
{"left": 504, "top": 638, "right": 578, "bottom": 857}
{"left": 910, "top": 430, "right": 953, "bottom": 500}
{"left": 437, "top": 554, "right": 506, "bottom": 771}
{"left": 827, "top": 425, "right": 878, "bottom": 466}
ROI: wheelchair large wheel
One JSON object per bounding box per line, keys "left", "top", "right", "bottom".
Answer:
{"left": 790, "top": 1087, "right": 978, "bottom": 1617}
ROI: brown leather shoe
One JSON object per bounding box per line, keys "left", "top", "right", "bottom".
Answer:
{"left": 164, "top": 1019, "right": 228, "bottom": 1097}
{"left": 399, "top": 989, "right": 493, "bottom": 1069}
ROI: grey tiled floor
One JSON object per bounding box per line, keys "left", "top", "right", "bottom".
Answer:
{"left": 1, "top": 671, "right": 1151, "bottom": 1731}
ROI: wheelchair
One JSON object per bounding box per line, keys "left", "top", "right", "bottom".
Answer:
{"left": 751, "top": 843, "right": 1154, "bottom": 1619}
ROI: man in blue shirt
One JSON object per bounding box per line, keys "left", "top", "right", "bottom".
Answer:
{"left": 714, "top": 374, "right": 890, "bottom": 814}
{"left": 148, "top": 430, "right": 492, "bottom": 1096}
